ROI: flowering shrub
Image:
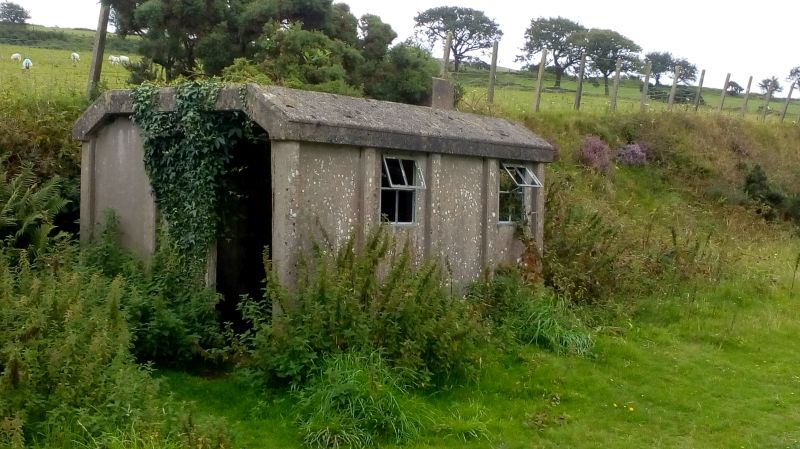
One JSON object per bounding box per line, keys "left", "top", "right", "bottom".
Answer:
{"left": 577, "top": 136, "right": 612, "bottom": 175}
{"left": 616, "top": 143, "right": 648, "bottom": 166}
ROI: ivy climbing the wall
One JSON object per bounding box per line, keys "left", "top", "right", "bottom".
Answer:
{"left": 131, "top": 80, "right": 251, "bottom": 262}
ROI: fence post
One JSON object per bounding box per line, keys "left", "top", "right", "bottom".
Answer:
{"left": 718, "top": 73, "right": 731, "bottom": 112}
{"left": 610, "top": 58, "right": 622, "bottom": 113}
{"left": 693, "top": 69, "right": 705, "bottom": 111}
{"left": 668, "top": 66, "right": 681, "bottom": 111}
{"left": 640, "top": 62, "right": 652, "bottom": 112}
{"left": 573, "top": 52, "right": 586, "bottom": 111}
{"left": 441, "top": 32, "right": 453, "bottom": 77}
{"left": 781, "top": 82, "right": 795, "bottom": 122}
{"left": 86, "top": 4, "right": 111, "bottom": 99}
{"left": 762, "top": 89, "right": 773, "bottom": 121}
{"left": 741, "top": 76, "right": 753, "bottom": 116}
{"left": 487, "top": 40, "right": 499, "bottom": 105}
{"left": 533, "top": 49, "right": 548, "bottom": 113}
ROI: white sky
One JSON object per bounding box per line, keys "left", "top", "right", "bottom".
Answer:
{"left": 19, "top": 0, "right": 800, "bottom": 89}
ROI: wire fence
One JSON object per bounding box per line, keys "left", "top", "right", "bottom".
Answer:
{"left": 3, "top": 35, "right": 799, "bottom": 125}
{"left": 0, "top": 38, "right": 132, "bottom": 99}
{"left": 460, "top": 50, "right": 800, "bottom": 124}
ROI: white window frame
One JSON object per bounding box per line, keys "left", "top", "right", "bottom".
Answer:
{"left": 498, "top": 162, "right": 541, "bottom": 224}
{"left": 502, "top": 163, "right": 543, "bottom": 188}
{"left": 380, "top": 156, "right": 425, "bottom": 224}
{"left": 382, "top": 157, "right": 426, "bottom": 190}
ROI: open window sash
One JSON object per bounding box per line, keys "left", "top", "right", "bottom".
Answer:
{"left": 382, "top": 157, "right": 426, "bottom": 190}
{"left": 501, "top": 163, "right": 542, "bottom": 188}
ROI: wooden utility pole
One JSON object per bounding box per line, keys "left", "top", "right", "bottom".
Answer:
{"left": 640, "top": 62, "right": 651, "bottom": 112}
{"left": 718, "top": 73, "right": 731, "bottom": 112}
{"left": 86, "top": 4, "right": 111, "bottom": 99}
{"left": 693, "top": 69, "right": 706, "bottom": 111}
{"left": 487, "top": 40, "right": 499, "bottom": 105}
{"left": 441, "top": 32, "right": 453, "bottom": 77}
{"left": 533, "top": 49, "right": 548, "bottom": 112}
{"left": 781, "top": 82, "right": 795, "bottom": 122}
{"left": 573, "top": 52, "right": 586, "bottom": 111}
{"left": 668, "top": 66, "right": 681, "bottom": 111}
{"left": 610, "top": 58, "right": 622, "bottom": 113}
{"left": 741, "top": 76, "right": 753, "bottom": 116}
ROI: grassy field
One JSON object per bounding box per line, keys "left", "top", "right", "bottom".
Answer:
{"left": 0, "top": 44, "right": 133, "bottom": 97}
{"left": 455, "top": 70, "right": 800, "bottom": 123}
{"left": 6, "top": 25, "right": 800, "bottom": 449}
{"left": 161, "top": 163, "right": 800, "bottom": 448}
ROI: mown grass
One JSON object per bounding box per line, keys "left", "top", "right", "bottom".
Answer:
{"left": 161, "top": 280, "right": 800, "bottom": 448}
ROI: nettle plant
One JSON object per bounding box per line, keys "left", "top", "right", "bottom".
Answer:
{"left": 131, "top": 81, "right": 252, "bottom": 262}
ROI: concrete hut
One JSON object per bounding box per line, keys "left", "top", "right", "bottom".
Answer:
{"left": 73, "top": 84, "right": 555, "bottom": 303}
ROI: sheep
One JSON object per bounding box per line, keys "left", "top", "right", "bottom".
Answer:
{"left": 108, "top": 55, "right": 120, "bottom": 65}
{"left": 22, "top": 58, "right": 32, "bottom": 70}
{"left": 70, "top": 52, "right": 80, "bottom": 63}
{"left": 10, "top": 53, "right": 21, "bottom": 62}
{"left": 118, "top": 55, "right": 130, "bottom": 65}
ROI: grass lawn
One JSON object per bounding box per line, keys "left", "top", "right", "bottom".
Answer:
{"left": 161, "top": 277, "right": 800, "bottom": 448}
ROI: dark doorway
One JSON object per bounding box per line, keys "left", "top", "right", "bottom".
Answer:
{"left": 216, "top": 128, "right": 271, "bottom": 330}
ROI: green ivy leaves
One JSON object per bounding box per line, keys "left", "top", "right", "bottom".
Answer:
{"left": 131, "top": 81, "right": 248, "bottom": 262}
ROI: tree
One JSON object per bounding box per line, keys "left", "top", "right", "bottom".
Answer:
{"left": 644, "top": 51, "right": 672, "bottom": 86}
{"left": 0, "top": 1, "right": 30, "bottom": 24}
{"left": 364, "top": 43, "right": 439, "bottom": 105}
{"left": 727, "top": 80, "right": 744, "bottom": 96}
{"left": 670, "top": 58, "right": 697, "bottom": 84}
{"left": 517, "top": 17, "right": 586, "bottom": 88}
{"left": 413, "top": 6, "right": 502, "bottom": 72}
{"left": 358, "top": 14, "right": 397, "bottom": 62}
{"left": 788, "top": 66, "right": 800, "bottom": 89}
{"left": 105, "top": 0, "right": 337, "bottom": 79}
{"left": 759, "top": 76, "right": 783, "bottom": 95}
{"left": 577, "top": 29, "right": 641, "bottom": 95}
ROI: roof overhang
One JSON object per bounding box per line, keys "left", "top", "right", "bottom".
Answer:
{"left": 73, "top": 84, "right": 555, "bottom": 163}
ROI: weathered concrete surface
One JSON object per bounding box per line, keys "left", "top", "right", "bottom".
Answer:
{"left": 82, "top": 117, "right": 156, "bottom": 258}
{"left": 431, "top": 78, "right": 455, "bottom": 110}
{"left": 271, "top": 140, "right": 301, "bottom": 298}
{"left": 75, "top": 85, "right": 552, "bottom": 291}
{"left": 73, "top": 84, "right": 555, "bottom": 163}
{"left": 297, "top": 143, "right": 361, "bottom": 252}
{"left": 428, "top": 154, "right": 485, "bottom": 284}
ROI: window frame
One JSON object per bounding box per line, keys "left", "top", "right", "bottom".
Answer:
{"left": 380, "top": 156, "right": 425, "bottom": 225}
{"left": 501, "top": 163, "right": 543, "bottom": 188}
{"left": 498, "top": 162, "right": 541, "bottom": 224}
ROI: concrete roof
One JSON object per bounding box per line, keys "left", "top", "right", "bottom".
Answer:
{"left": 73, "top": 84, "right": 554, "bottom": 163}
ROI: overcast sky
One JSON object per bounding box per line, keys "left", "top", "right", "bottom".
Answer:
{"left": 20, "top": 0, "right": 800, "bottom": 89}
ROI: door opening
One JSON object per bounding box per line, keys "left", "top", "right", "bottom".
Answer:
{"left": 216, "top": 128, "right": 271, "bottom": 331}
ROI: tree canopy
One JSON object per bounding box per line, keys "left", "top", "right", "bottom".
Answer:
{"left": 759, "top": 76, "right": 783, "bottom": 95}
{"left": 671, "top": 58, "right": 698, "bottom": 85}
{"left": 644, "top": 52, "right": 672, "bottom": 86}
{"left": 413, "top": 6, "right": 502, "bottom": 72}
{"left": 102, "top": 0, "right": 438, "bottom": 105}
{"left": 517, "top": 17, "right": 586, "bottom": 88}
{"left": 0, "top": 1, "right": 30, "bottom": 24}
{"left": 577, "top": 28, "right": 641, "bottom": 95}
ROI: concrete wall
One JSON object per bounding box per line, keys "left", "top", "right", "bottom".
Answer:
{"left": 271, "top": 145, "right": 542, "bottom": 288}
{"left": 79, "top": 125, "right": 543, "bottom": 290}
{"left": 297, "top": 143, "right": 362, "bottom": 250}
{"left": 427, "top": 154, "right": 485, "bottom": 283}
{"left": 80, "top": 117, "right": 156, "bottom": 258}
